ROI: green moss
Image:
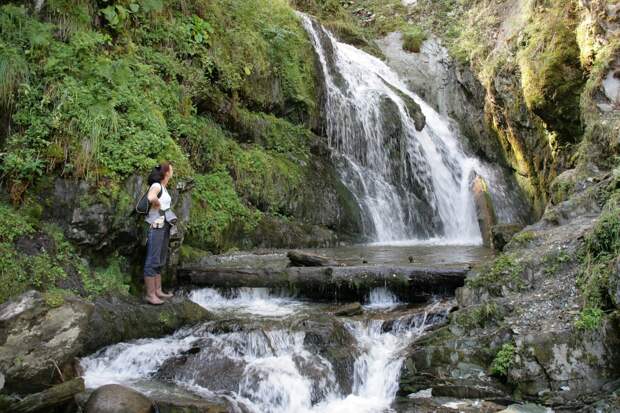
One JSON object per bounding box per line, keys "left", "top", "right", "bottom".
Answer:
{"left": 187, "top": 171, "right": 260, "bottom": 251}
{"left": 510, "top": 231, "right": 536, "bottom": 246}
{"left": 490, "top": 342, "right": 516, "bottom": 377}
{"left": 0, "top": 203, "right": 34, "bottom": 242}
{"left": 467, "top": 253, "right": 524, "bottom": 292}
{"left": 516, "top": 0, "right": 584, "bottom": 142}
{"left": 583, "top": 202, "right": 620, "bottom": 262}
{"left": 452, "top": 302, "right": 503, "bottom": 330}
{"left": 179, "top": 244, "right": 211, "bottom": 264}
{"left": 43, "top": 288, "right": 70, "bottom": 308}
{"left": 159, "top": 310, "right": 175, "bottom": 327}
{"left": 402, "top": 26, "right": 427, "bottom": 53}
{"left": 542, "top": 249, "right": 571, "bottom": 277}
{"left": 576, "top": 197, "right": 620, "bottom": 324}
{"left": 83, "top": 256, "right": 131, "bottom": 297}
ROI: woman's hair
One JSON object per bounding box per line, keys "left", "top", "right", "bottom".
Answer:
{"left": 147, "top": 162, "right": 171, "bottom": 185}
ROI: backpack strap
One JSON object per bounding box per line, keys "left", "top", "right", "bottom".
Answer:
{"left": 152, "top": 182, "right": 163, "bottom": 198}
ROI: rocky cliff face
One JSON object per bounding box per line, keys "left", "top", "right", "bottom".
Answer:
{"left": 364, "top": 0, "right": 620, "bottom": 409}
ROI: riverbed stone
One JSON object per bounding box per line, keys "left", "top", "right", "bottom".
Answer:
{"left": 85, "top": 384, "right": 152, "bottom": 413}
{"left": 334, "top": 302, "right": 363, "bottom": 316}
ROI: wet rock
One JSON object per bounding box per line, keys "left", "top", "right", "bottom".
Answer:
{"left": 398, "top": 325, "right": 512, "bottom": 399}
{"left": 491, "top": 224, "right": 524, "bottom": 251}
{"left": 154, "top": 392, "right": 230, "bottom": 413}
{"left": 296, "top": 316, "right": 359, "bottom": 394}
{"left": 85, "top": 384, "right": 152, "bottom": 413}
{"left": 157, "top": 350, "right": 245, "bottom": 393}
{"left": 84, "top": 294, "right": 211, "bottom": 352}
{"left": 395, "top": 395, "right": 506, "bottom": 412}
{"left": 508, "top": 317, "right": 620, "bottom": 402}
{"left": 0, "top": 291, "right": 211, "bottom": 394}
{"left": 334, "top": 302, "right": 363, "bottom": 316}
{"left": 498, "top": 404, "right": 553, "bottom": 413}
{"left": 376, "top": 34, "right": 503, "bottom": 165}
{"left": 472, "top": 176, "right": 496, "bottom": 247}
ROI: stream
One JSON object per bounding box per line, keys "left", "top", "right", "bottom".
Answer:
{"left": 80, "top": 286, "right": 453, "bottom": 413}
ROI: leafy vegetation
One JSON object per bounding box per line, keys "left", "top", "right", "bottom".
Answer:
{"left": 510, "top": 231, "right": 537, "bottom": 246}
{"left": 490, "top": 342, "right": 516, "bottom": 377}
{"left": 0, "top": 200, "right": 133, "bottom": 302}
{"left": 576, "top": 197, "right": 620, "bottom": 330}
{"left": 402, "top": 26, "right": 426, "bottom": 53}
{"left": 467, "top": 253, "right": 524, "bottom": 292}
{"left": 0, "top": 0, "right": 323, "bottom": 255}
{"left": 575, "top": 307, "right": 604, "bottom": 331}
{"left": 452, "top": 302, "right": 503, "bottom": 330}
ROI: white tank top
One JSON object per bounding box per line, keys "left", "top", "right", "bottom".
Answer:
{"left": 146, "top": 183, "right": 172, "bottom": 224}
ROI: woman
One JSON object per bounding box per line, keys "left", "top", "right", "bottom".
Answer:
{"left": 143, "top": 162, "right": 175, "bottom": 305}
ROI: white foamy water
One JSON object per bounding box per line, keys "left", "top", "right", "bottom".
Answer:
{"left": 80, "top": 293, "right": 447, "bottom": 413}
{"left": 300, "top": 14, "right": 484, "bottom": 245}
{"left": 80, "top": 333, "right": 198, "bottom": 389}
{"left": 364, "top": 287, "right": 401, "bottom": 310}
{"left": 189, "top": 287, "right": 304, "bottom": 317}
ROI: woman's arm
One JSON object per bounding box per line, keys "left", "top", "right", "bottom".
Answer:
{"left": 147, "top": 183, "right": 161, "bottom": 209}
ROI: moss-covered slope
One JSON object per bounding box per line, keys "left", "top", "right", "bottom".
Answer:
{"left": 0, "top": 0, "right": 367, "bottom": 301}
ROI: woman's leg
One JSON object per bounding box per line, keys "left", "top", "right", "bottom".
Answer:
{"left": 155, "top": 224, "right": 173, "bottom": 298}
{"left": 144, "top": 227, "right": 164, "bottom": 305}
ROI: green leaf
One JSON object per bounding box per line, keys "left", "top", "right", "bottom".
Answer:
{"left": 129, "top": 3, "right": 140, "bottom": 13}
{"left": 100, "top": 6, "right": 118, "bottom": 26}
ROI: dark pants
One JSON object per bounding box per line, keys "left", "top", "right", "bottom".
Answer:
{"left": 144, "top": 223, "right": 170, "bottom": 277}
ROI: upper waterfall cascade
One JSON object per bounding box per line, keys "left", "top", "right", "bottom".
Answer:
{"left": 300, "top": 15, "right": 490, "bottom": 245}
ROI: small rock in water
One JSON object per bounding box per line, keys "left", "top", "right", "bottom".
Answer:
{"left": 334, "top": 302, "right": 363, "bottom": 316}
{"left": 408, "top": 388, "right": 432, "bottom": 398}
{"left": 499, "top": 403, "right": 555, "bottom": 413}
{"left": 85, "top": 384, "right": 153, "bottom": 413}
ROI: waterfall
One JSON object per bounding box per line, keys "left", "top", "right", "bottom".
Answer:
{"left": 81, "top": 289, "right": 450, "bottom": 412}
{"left": 364, "top": 287, "right": 401, "bottom": 310}
{"left": 300, "top": 14, "right": 484, "bottom": 245}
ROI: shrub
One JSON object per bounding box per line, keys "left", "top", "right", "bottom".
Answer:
{"left": 402, "top": 26, "right": 427, "bottom": 53}
{"left": 575, "top": 307, "right": 604, "bottom": 331}
{"left": 491, "top": 343, "right": 516, "bottom": 377}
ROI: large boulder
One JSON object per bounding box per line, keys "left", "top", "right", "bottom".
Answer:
{"left": 85, "top": 384, "right": 152, "bottom": 413}
{"left": 0, "top": 291, "right": 211, "bottom": 394}
{"left": 491, "top": 224, "right": 524, "bottom": 251}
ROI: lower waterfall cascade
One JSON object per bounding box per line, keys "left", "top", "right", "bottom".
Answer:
{"left": 80, "top": 288, "right": 450, "bottom": 413}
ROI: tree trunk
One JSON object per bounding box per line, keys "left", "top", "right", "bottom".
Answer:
{"left": 178, "top": 265, "right": 468, "bottom": 302}
{"left": 287, "top": 250, "right": 337, "bottom": 267}
{"left": 10, "top": 378, "right": 85, "bottom": 413}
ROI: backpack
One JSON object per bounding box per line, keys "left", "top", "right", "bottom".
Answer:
{"left": 135, "top": 184, "right": 163, "bottom": 215}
